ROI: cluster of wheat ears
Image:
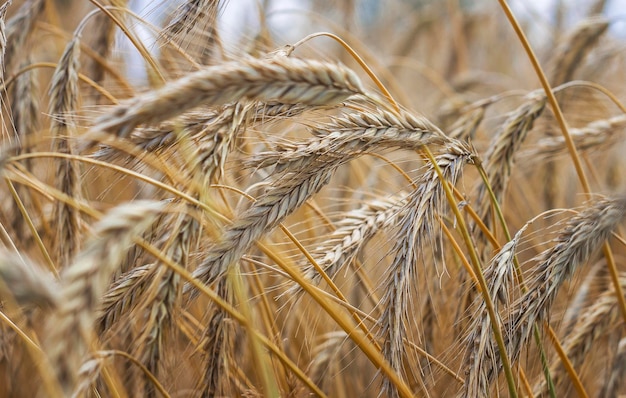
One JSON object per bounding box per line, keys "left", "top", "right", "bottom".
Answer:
{"left": 1, "top": 0, "right": 626, "bottom": 397}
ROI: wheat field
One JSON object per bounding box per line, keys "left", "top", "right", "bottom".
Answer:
{"left": 0, "top": 0, "right": 626, "bottom": 397}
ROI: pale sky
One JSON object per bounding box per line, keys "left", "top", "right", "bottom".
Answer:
{"left": 120, "top": 0, "right": 626, "bottom": 82}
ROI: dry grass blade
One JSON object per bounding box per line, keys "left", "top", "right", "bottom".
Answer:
{"left": 92, "top": 56, "right": 365, "bottom": 138}
{"left": 379, "top": 142, "right": 473, "bottom": 398}
{"left": 44, "top": 200, "right": 166, "bottom": 394}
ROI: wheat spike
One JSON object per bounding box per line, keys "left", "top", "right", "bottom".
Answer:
{"left": 380, "top": 142, "right": 473, "bottom": 398}
{"left": 44, "top": 200, "right": 166, "bottom": 394}
{"left": 91, "top": 56, "right": 364, "bottom": 138}
{"left": 49, "top": 36, "right": 83, "bottom": 267}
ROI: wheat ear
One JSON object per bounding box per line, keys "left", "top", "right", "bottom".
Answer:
{"left": 49, "top": 36, "right": 83, "bottom": 266}
{"left": 198, "top": 278, "right": 232, "bottom": 397}
{"left": 476, "top": 197, "right": 626, "bottom": 393}
{"left": 9, "top": 56, "right": 39, "bottom": 240}
{"left": 0, "top": 0, "right": 11, "bottom": 82}
{"left": 248, "top": 108, "right": 448, "bottom": 173}
{"left": 475, "top": 93, "right": 546, "bottom": 236}
{"left": 534, "top": 273, "right": 626, "bottom": 395}
{"left": 524, "top": 114, "right": 626, "bottom": 158}
{"left": 192, "top": 108, "right": 450, "bottom": 290}
{"left": 550, "top": 16, "right": 609, "bottom": 87}
{"left": 0, "top": 251, "right": 58, "bottom": 309}
{"left": 462, "top": 226, "right": 528, "bottom": 397}
{"left": 92, "top": 56, "right": 364, "bottom": 138}
{"left": 97, "top": 263, "right": 154, "bottom": 333}
{"left": 599, "top": 336, "right": 626, "bottom": 398}
{"left": 4, "top": 0, "right": 44, "bottom": 74}
{"left": 291, "top": 194, "right": 405, "bottom": 294}
{"left": 44, "top": 200, "right": 166, "bottom": 394}
{"left": 380, "top": 142, "right": 473, "bottom": 398}
{"left": 135, "top": 213, "right": 198, "bottom": 396}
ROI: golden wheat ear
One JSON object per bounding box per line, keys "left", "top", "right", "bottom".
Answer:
{"left": 43, "top": 200, "right": 167, "bottom": 395}
{"left": 470, "top": 196, "right": 626, "bottom": 395}
{"left": 0, "top": 252, "right": 59, "bottom": 309}
{"left": 90, "top": 57, "right": 365, "bottom": 139}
